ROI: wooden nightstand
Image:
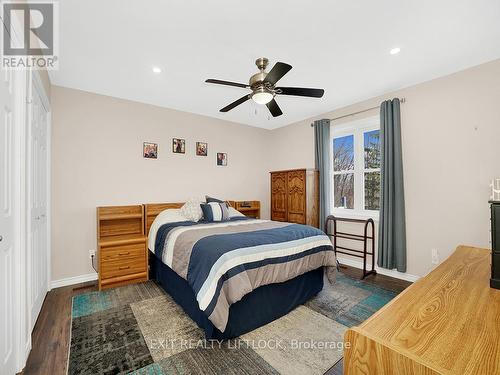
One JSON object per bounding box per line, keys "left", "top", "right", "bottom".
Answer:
{"left": 97, "top": 205, "right": 148, "bottom": 290}
{"left": 228, "top": 201, "right": 260, "bottom": 219}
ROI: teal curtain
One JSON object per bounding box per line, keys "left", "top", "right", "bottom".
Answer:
{"left": 378, "top": 99, "right": 406, "bottom": 272}
{"left": 314, "top": 119, "right": 331, "bottom": 232}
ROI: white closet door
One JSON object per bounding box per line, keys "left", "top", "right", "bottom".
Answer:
{"left": 28, "top": 79, "right": 49, "bottom": 330}
{"left": 0, "top": 62, "right": 16, "bottom": 374}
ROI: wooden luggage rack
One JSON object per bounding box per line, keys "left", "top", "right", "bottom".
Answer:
{"left": 325, "top": 215, "right": 376, "bottom": 279}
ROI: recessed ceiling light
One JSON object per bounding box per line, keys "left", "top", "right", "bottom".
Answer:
{"left": 390, "top": 47, "right": 401, "bottom": 55}
{"left": 152, "top": 66, "right": 162, "bottom": 74}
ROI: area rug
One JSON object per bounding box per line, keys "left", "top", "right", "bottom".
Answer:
{"left": 68, "top": 274, "right": 399, "bottom": 375}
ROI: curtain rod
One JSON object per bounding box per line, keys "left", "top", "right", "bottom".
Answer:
{"left": 310, "top": 97, "right": 406, "bottom": 126}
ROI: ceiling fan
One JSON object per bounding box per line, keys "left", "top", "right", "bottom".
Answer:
{"left": 205, "top": 58, "right": 325, "bottom": 117}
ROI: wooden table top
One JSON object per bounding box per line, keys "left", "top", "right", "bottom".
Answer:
{"left": 351, "top": 245, "right": 500, "bottom": 374}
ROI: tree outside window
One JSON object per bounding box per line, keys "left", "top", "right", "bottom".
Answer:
{"left": 331, "top": 117, "right": 380, "bottom": 216}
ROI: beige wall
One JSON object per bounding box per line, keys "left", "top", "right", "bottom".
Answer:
{"left": 51, "top": 59, "right": 500, "bottom": 281}
{"left": 269, "top": 58, "right": 500, "bottom": 277}
{"left": 51, "top": 86, "right": 271, "bottom": 281}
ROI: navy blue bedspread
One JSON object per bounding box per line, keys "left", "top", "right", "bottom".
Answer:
{"left": 151, "top": 217, "right": 335, "bottom": 333}
{"left": 150, "top": 254, "right": 324, "bottom": 339}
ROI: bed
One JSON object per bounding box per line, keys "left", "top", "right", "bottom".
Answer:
{"left": 145, "top": 202, "right": 336, "bottom": 340}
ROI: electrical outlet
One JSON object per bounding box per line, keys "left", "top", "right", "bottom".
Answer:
{"left": 431, "top": 249, "right": 439, "bottom": 265}
{"left": 89, "top": 249, "right": 96, "bottom": 258}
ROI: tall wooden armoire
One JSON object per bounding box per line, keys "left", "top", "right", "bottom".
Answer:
{"left": 270, "top": 169, "right": 319, "bottom": 228}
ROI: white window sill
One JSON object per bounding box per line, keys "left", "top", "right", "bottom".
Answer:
{"left": 330, "top": 210, "right": 379, "bottom": 222}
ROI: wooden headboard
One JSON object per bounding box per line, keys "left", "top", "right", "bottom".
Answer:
{"left": 144, "top": 203, "right": 183, "bottom": 235}
{"left": 144, "top": 201, "right": 236, "bottom": 235}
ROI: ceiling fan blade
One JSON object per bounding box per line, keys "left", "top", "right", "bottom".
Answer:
{"left": 263, "top": 62, "right": 292, "bottom": 85}
{"left": 266, "top": 98, "right": 283, "bottom": 117}
{"left": 220, "top": 94, "right": 251, "bottom": 112}
{"left": 276, "top": 87, "right": 324, "bottom": 98}
{"left": 206, "top": 79, "right": 249, "bottom": 89}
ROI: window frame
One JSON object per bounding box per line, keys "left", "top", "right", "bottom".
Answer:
{"left": 330, "top": 115, "right": 380, "bottom": 220}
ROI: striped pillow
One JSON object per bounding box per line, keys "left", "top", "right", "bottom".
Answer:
{"left": 205, "top": 195, "right": 225, "bottom": 204}
{"left": 200, "top": 202, "right": 230, "bottom": 222}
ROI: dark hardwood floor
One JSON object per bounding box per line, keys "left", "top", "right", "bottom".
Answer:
{"left": 21, "top": 281, "right": 97, "bottom": 375}
{"left": 337, "top": 263, "right": 411, "bottom": 294}
{"left": 21, "top": 265, "right": 411, "bottom": 375}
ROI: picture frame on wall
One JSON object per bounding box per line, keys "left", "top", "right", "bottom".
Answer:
{"left": 172, "top": 138, "right": 186, "bottom": 154}
{"left": 217, "top": 152, "right": 227, "bottom": 166}
{"left": 196, "top": 142, "right": 208, "bottom": 156}
{"left": 143, "top": 142, "right": 158, "bottom": 159}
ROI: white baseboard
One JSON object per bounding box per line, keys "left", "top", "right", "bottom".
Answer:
{"left": 23, "top": 338, "right": 31, "bottom": 369}
{"left": 51, "top": 273, "right": 98, "bottom": 289}
{"left": 337, "top": 256, "right": 420, "bottom": 282}
{"left": 15, "top": 338, "right": 32, "bottom": 374}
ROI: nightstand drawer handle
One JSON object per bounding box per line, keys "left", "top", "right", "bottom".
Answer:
{"left": 119, "top": 266, "right": 130, "bottom": 270}
{"left": 119, "top": 252, "right": 130, "bottom": 256}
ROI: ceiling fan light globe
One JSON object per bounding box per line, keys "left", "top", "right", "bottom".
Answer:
{"left": 252, "top": 91, "right": 273, "bottom": 105}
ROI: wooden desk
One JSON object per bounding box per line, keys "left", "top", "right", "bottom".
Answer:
{"left": 344, "top": 246, "right": 500, "bottom": 375}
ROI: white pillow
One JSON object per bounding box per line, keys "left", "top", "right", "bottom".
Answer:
{"left": 228, "top": 207, "right": 245, "bottom": 218}
{"left": 154, "top": 208, "right": 186, "bottom": 224}
{"left": 148, "top": 208, "right": 187, "bottom": 252}
{"left": 180, "top": 197, "right": 204, "bottom": 222}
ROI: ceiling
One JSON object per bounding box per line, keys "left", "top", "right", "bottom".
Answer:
{"left": 50, "top": 0, "right": 500, "bottom": 130}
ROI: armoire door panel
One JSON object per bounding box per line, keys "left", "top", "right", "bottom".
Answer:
{"left": 271, "top": 172, "right": 288, "bottom": 222}
{"left": 270, "top": 169, "right": 318, "bottom": 227}
{"left": 288, "top": 213, "right": 306, "bottom": 224}
{"left": 287, "top": 170, "right": 306, "bottom": 224}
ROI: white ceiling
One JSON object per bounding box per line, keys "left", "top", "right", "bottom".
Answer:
{"left": 50, "top": 0, "right": 500, "bottom": 129}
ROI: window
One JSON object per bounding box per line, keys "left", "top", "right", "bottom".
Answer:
{"left": 333, "top": 135, "right": 354, "bottom": 209}
{"left": 331, "top": 116, "right": 380, "bottom": 217}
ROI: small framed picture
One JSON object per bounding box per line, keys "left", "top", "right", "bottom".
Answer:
{"left": 143, "top": 142, "right": 158, "bottom": 159}
{"left": 217, "top": 152, "right": 227, "bottom": 166}
{"left": 196, "top": 142, "right": 208, "bottom": 156}
{"left": 172, "top": 138, "right": 185, "bottom": 154}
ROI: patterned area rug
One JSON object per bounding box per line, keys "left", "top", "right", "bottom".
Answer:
{"left": 68, "top": 274, "right": 398, "bottom": 375}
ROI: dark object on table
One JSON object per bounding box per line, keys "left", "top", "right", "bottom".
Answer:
{"left": 227, "top": 200, "right": 261, "bottom": 219}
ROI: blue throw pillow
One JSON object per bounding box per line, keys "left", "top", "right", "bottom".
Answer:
{"left": 200, "top": 202, "right": 230, "bottom": 222}
{"left": 206, "top": 195, "right": 225, "bottom": 204}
